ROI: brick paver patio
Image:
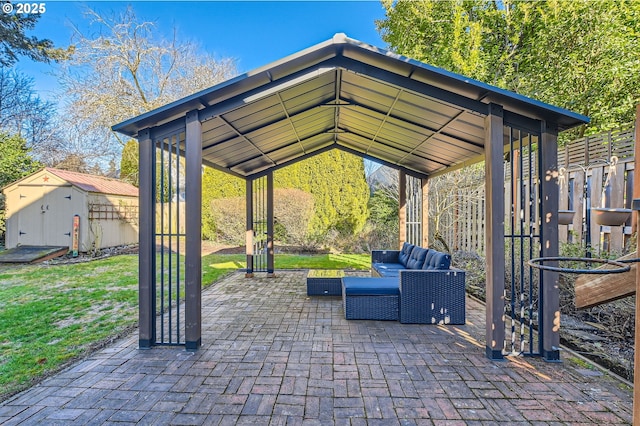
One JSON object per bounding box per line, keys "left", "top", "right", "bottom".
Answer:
{"left": 0, "top": 270, "right": 633, "bottom": 425}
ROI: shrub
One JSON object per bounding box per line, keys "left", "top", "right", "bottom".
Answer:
{"left": 273, "top": 188, "right": 314, "bottom": 245}
{"left": 208, "top": 188, "right": 315, "bottom": 246}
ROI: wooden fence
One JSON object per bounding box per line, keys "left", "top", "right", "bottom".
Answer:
{"left": 434, "top": 124, "right": 635, "bottom": 256}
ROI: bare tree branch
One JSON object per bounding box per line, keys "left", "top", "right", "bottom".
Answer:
{"left": 56, "top": 5, "right": 237, "bottom": 166}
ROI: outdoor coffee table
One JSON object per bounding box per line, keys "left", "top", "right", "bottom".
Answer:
{"left": 306, "top": 269, "right": 345, "bottom": 296}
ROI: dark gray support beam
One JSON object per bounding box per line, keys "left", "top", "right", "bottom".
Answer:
{"left": 138, "top": 128, "right": 155, "bottom": 349}
{"left": 245, "top": 177, "right": 254, "bottom": 277}
{"left": 149, "top": 118, "right": 186, "bottom": 141}
{"left": 185, "top": 110, "right": 202, "bottom": 351}
{"left": 266, "top": 171, "right": 275, "bottom": 276}
{"left": 485, "top": 103, "right": 505, "bottom": 361}
{"left": 539, "top": 121, "right": 561, "bottom": 362}
{"left": 399, "top": 170, "right": 406, "bottom": 249}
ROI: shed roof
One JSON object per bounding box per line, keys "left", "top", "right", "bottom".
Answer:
{"left": 113, "top": 33, "right": 589, "bottom": 179}
{"left": 45, "top": 168, "right": 139, "bottom": 197}
{"left": 2, "top": 168, "right": 138, "bottom": 197}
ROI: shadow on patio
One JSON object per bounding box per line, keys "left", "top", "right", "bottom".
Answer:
{"left": 0, "top": 270, "right": 632, "bottom": 424}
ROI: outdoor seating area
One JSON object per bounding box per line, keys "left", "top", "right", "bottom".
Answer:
{"left": 0, "top": 270, "right": 632, "bottom": 424}
{"left": 340, "top": 243, "right": 466, "bottom": 324}
{"left": 304, "top": 244, "right": 466, "bottom": 324}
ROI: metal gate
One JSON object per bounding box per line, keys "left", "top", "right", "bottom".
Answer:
{"left": 504, "top": 127, "right": 543, "bottom": 356}
{"left": 154, "top": 130, "right": 186, "bottom": 346}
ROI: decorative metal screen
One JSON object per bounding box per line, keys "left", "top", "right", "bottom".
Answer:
{"left": 504, "top": 127, "right": 543, "bottom": 357}
{"left": 251, "top": 175, "right": 269, "bottom": 272}
{"left": 154, "top": 130, "right": 186, "bottom": 345}
{"left": 405, "top": 174, "right": 422, "bottom": 246}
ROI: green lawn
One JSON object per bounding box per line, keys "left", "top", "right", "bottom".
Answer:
{"left": 0, "top": 252, "right": 369, "bottom": 400}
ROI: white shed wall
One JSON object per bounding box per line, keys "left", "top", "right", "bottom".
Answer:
{"left": 86, "top": 193, "right": 139, "bottom": 250}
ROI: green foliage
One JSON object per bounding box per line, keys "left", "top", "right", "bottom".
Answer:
{"left": 368, "top": 189, "right": 398, "bottom": 226}
{"left": 274, "top": 150, "right": 370, "bottom": 243}
{"left": 272, "top": 188, "right": 314, "bottom": 245}
{"left": 209, "top": 196, "right": 245, "bottom": 245}
{"left": 362, "top": 189, "right": 399, "bottom": 251}
{"left": 0, "top": 12, "right": 68, "bottom": 67}
{"left": 120, "top": 139, "right": 139, "bottom": 186}
{"left": 208, "top": 188, "right": 315, "bottom": 246}
{"left": 377, "top": 0, "right": 640, "bottom": 136}
{"left": 0, "top": 133, "right": 42, "bottom": 241}
{"left": 203, "top": 253, "right": 370, "bottom": 271}
{"left": 200, "top": 151, "right": 370, "bottom": 249}
{"left": 0, "top": 132, "right": 41, "bottom": 188}
{"left": 202, "top": 167, "right": 244, "bottom": 240}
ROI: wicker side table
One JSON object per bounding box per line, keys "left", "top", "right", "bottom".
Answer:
{"left": 306, "top": 269, "right": 345, "bottom": 296}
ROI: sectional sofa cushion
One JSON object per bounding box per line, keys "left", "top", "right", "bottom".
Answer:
{"left": 397, "top": 242, "right": 415, "bottom": 266}
{"left": 422, "top": 250, "right": 451, "bottom": 270}
{"left": 406, "top": 246, "right": 429, "bottom": 269}
{"left": 342, "top": 277, "right": 399, "bottom": 295}
{"left": 372, "top": 263, "right": 404, "bottom": 277}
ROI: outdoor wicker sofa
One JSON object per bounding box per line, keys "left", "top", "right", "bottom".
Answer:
{"left": 341, "top": 242, "right": 466, "bottom": 324}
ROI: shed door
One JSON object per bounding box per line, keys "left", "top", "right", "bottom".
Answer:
{"left": 43, "top": 187, "right": 75, "bottom": 247}
{"left": 16, "top": 187, "right": 44, "bottom": 246}
{"left": 17, "top": 186, "right": 74, "bottom": 247}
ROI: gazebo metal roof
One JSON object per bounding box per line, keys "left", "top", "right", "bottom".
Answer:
{"left": 113, "top": 33, "right": 588, "bottom": 179}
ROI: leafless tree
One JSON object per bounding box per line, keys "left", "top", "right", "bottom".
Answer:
{"left": 56, "top": 5, "right": 238, "bottom": 165}
{"left": 0, "top": 68, "right": 60, "bottom": 152}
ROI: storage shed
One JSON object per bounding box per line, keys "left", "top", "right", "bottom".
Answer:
{"left": 2, "top": 168, "right": 139, "bottom": 252}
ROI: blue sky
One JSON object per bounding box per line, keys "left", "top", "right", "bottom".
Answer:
{"left": 15, "top": 1, "right": 388, "bottom": 100}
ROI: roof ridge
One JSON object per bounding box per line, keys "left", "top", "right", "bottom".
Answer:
{"left": 45, "top": 167, "right": 119, "bottom": 181}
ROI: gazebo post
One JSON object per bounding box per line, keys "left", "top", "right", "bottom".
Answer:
{"left": 185, "top": 110, "right": 202, "bottom": 351}
{"left": 484, "top": 103, "right": 505, "bottom": 360}
{"left": 138, "top": 128, "right": 155, "bottom": 349}
{"left": 539, "top": 121, "right": 561, "bottom": 362}
{"left": 399, "top": 170, "right": 406, "bottom": 248}
{"left": 266, "top": 171, "right": 275, "bottom": 277}
{"left": 421, "top": 178, "right": 429, "bottom": 248}
{"left": 632, "top": 103, "right": 640, "bottom": 423}
{"left": 245, "top": 178, "right": 254, "bottom": 278}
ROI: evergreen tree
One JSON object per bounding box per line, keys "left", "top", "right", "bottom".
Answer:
{"left": 0, "top": 11, "right": 68, "bottom": 66}
{"left": 0, "top": 132, "right": 42, "bottom": 187}
{"left": 275, "top": 150, "right": 369, "bottom": 239}
{"left": 120, "top": 139, "right": 139, "bottom": 186}
{"left": 0, "top": 132, "right": 42, "bottom": 240}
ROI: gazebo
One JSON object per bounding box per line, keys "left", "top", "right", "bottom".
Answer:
{"left": 113, "top": 34, "right": 588, "bottom": 360}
